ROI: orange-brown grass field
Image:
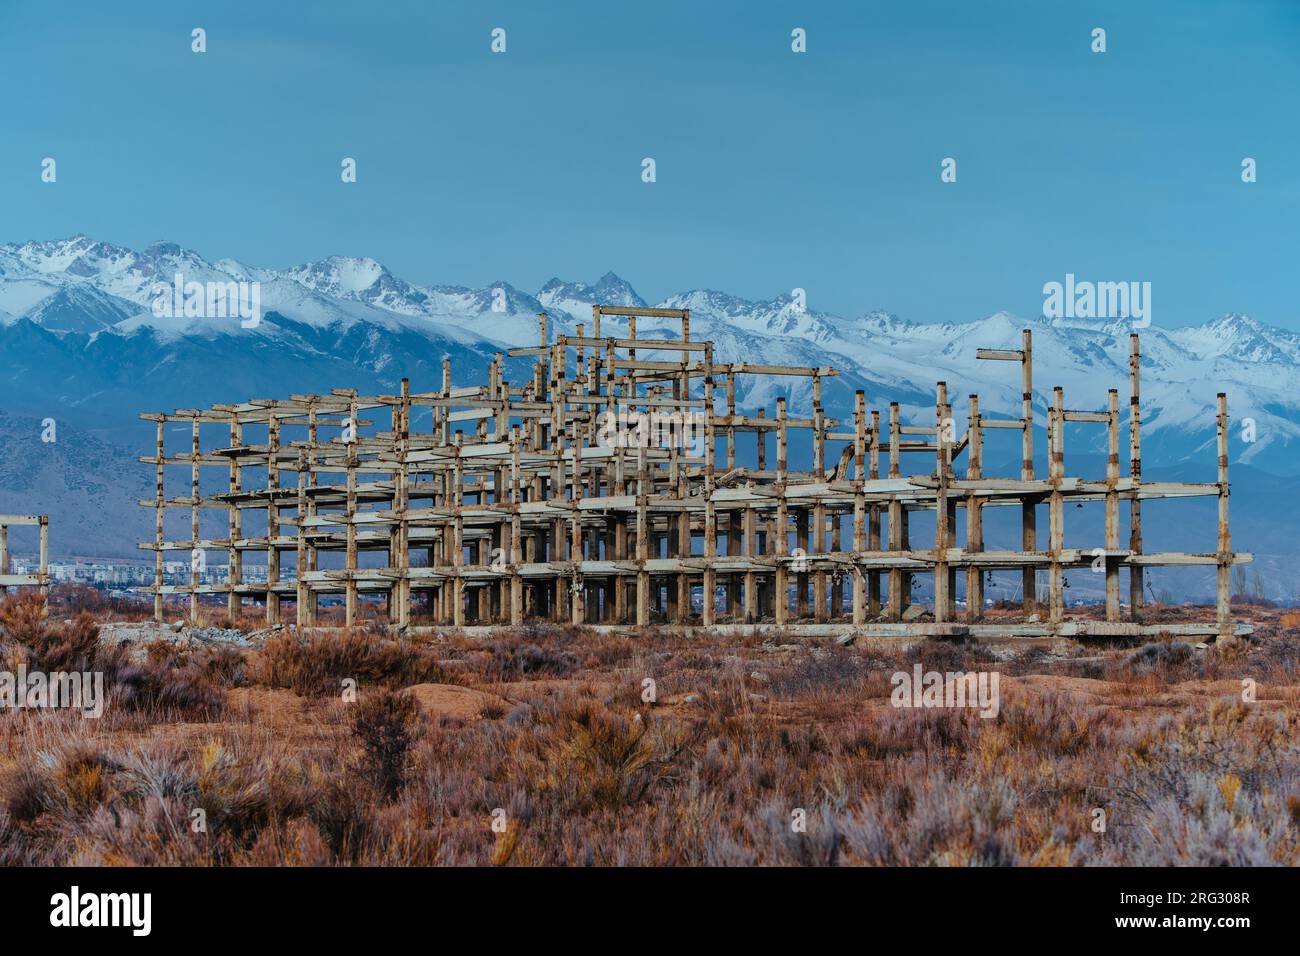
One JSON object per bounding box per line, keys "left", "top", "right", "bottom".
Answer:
{"left": 1, "top": 591, "right": 1298, "bottom": 866}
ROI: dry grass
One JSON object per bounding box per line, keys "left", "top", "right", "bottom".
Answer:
{"left": 253, "top": 628, "right": 461, "bottom": 697}
{"left": 0, "top": 594, "right": 1297, "bottom": 866}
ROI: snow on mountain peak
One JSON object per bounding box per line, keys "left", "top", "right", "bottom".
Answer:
{"left": 2, "top": 234, "right": 1298, "bottom": 473}
{"left": 538, "top": 273, "right": 647, "bottom": 320}
{"left": 7, "top": 235, "right": 137, "bottom": 277}
{"left": 285, "top": 256, "right": 389, "bottom": 296}
{"left": 1171, "top": 312, "right": 1300, "bottom": 365}
{"left": 659, "top": 288, "right": 838, "bottom": 341}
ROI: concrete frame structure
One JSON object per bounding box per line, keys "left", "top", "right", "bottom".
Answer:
{"left": 0, "top": 514, "right": 50, "bottom": 595}
{"left": 140, "top": 306, "right": 1251, "bottom": 642}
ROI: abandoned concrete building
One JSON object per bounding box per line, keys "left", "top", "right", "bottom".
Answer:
{"left": 139, "top": 305, "right": 1251, "bottom": 643}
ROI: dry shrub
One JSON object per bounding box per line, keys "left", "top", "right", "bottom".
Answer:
{"left": 254, "top": 629, "right": 457, "bottom": 697}
{"left": 351, "top": 689, "right": 419, "bottom": 798}
{"left": 0, "top": 594, "right": 225, "bottom": 718}
{"left": 695, "top": 668, "right": 757, "bottom": 732}
{"left": 142, "top": 641, "right": 247, "bottom": 689}
{"left": 1245, "top": 628, "right": 1300, "bottom": 683}
{"left": 1, "top": 763, "right": 53, "bottom": 826}
{"left": 768, "top": 647, "right": 869, "bottom": 696}
{"left": 1117, "top": 640, "right": 1198, "bottom": 681}
{"left": 436, "top": 623, "right": 641, "bottom": 683}
{"left": 199, "top": 609, "right": 267, "bottom": 633}
{"left": 0, "top": 745, "right": 127, "bottom": 855}
{"left": 512, "top": 693, "right": 696, "bottom": 813}
{"left": 1078, "top": 702, "right": 1300, "bottom": 865}
{"left": 0, "top": 594, "right": 98, "bottom": 672}
{"left": 0, "top": 596, "right": 1295, "bottom": 867}
{"left": 839, "top": 778, "right": 1021, "bottom": 865}
{"left": 52, "top": 747, "right": 116, "bottom": 811}
{"left": 477, "top": 629, "right": 582, "bottom": 681}
{"left": 912, "top": 639, "right": 1000, "bottom": 674}
{"left": 199, "top": 644, "right": 249, "bottom": 688}
{"left": 188, "top": 744, "right": 370, "bottom": 862}
{"left": 95, "top": 642, "right": 226, "bottom": 717}
{"left": 869, "top": 703, "right": 980, "bottom": 757}
{"left": 0, "top": 729, "right": 386, "bottom": 866}
{"left": 997, "top": 691, "right": 1093, "bottom": 755}
{"left": 728, "top": 802, "right": 845, "bottom": 866}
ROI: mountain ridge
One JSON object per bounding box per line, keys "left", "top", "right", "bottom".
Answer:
{"left": 3, "top": 234, "right": 1297, "bottom": 466}
{"left": 0, "top": 235, "right": 1297, "bottom": 577}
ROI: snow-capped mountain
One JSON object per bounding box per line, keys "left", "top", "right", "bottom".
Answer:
{"left": 0, "top": 235, "right": 1297, "bottom": 572}
{"left": 2, "top": 234, "right": 1295, "bottom": 463}
{"left": 539, "top": 272, "right": 646, "bottom": 320}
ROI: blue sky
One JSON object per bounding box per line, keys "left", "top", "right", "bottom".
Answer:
{"left": 2, "top": 0, "right": 1297, "bottom": 328}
